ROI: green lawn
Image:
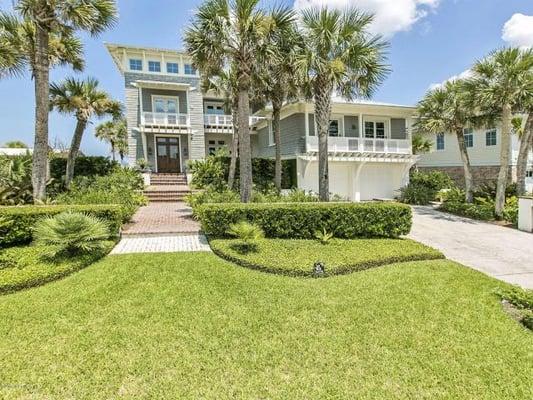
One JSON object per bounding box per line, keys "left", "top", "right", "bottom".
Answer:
{"left": 210, "top": 238, "right": 444, "bottom": 276}
{"left": 0, "top": 252, "right": 531, "bottom": 399}
{"left": 0, "top": 243, "right": 114, "bottom": 294}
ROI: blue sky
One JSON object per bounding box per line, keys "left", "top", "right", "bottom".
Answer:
{"left": 0, "top": 0, "right": 532, "bottom": 156}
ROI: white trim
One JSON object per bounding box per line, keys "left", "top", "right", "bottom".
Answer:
{"left": 154, "top": 134, "right": 182, "bottom": 173}
{"left": 151, "top": 94, "right": 180, "bottom": 114}
{"left": 363, "top": 116, "right": 391, "bottom": 139}
{"left": 435, "top": 133, "right": 445, "bottom": 151}
{"left": 268, "top": 120, "right": 274, "bottom": 146}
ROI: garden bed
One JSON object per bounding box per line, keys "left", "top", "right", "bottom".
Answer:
{"left": 209, "top": 238, "right": 444, "bottom": 277}
{"left": 0, "top": 242, "right": 114, "bottom": 294}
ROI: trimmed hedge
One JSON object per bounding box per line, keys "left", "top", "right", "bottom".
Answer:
{"left": 50, "top": 156, "right": 118, "bottom": 181}
{"left": 198, "top": 202, "right": 412, "bottom": 239}
{"left": 0, "top": 205, "right": 123, "bottom": 248}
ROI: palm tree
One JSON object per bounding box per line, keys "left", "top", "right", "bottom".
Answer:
{"left": 185, "top": 0, "right": 291, "bottom": 202}
{"left": 464, "top": 48, "right": 533, "bottom": 216}
{"left": 95, "top": 118, "right": 127, "bottom": 162}
{"left": 50, "top": 77, "right": 122, "bottom": 186}
{"left": 12, "top": 0, "right": 117, "bottom": 201}
{"left": 411, "top": 134, "right": 432, "bottom": 155}
{"left": 514, "top": 113, "right": 533, "bottom": 195}
{"left": 255, "top": 7, "right": 299, "bottom": 191}
{"left": 417, "top": 80, "right": 475, "bottom": 202}
{"left": 294, "top": 8, "right": 389, "bottom": 201}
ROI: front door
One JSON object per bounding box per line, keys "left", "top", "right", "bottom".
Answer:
{"left": 156, "top": 137, "right": 180, "bottom": 173}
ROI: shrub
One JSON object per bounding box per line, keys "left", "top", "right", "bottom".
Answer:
{"left": 198, "top": 202, "right": 412, "bottom": 239}
{"left": 399, "top": 184, "right": 435, "bottom": 205}
{"left": 55, "top": 168, "right": 146, "bottom": 221}
{"left": 50, "top": 156, "right": 118, "bottom": 181}
{"left": 187, "top": 151, "right": 227, "bottom": 190}
{"left": 315, "top": 228, "right": 334, "bottom": 245}
{"left": 33, "top": 212, "right": 110, "bottom": 256}
{"left": 0, "top": 154, "right": 33, "bottom": 205}
{"left": 400, "top": 170, "right": 455, "bottom": 205}
{"left": 495, "top": 286, "right": 533, "bottom": 330}
{"left": 0, "top": 204, "right": 123, "bottom": 248}
{"left": 502, "top": 196, "right": 518, "bottom": 225}
{"left": 227, "top": 221, "right": 264, "bottom": 253}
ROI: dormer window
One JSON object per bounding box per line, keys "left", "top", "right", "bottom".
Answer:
{"left": 184, "top": 64, "right": 197, "bottom": 75}
{"left": 148, "top": 61, "right": 161, "bottom": 72}
{"left": 129, "top": 59, "right": 142, "bottom": 71}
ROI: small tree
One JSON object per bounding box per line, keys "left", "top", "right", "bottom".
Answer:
{"left": 95, "top": 118, "right": 127, "bottom": 162}
{"left": 50, "top": 77, "right": 122, "bottom": 186}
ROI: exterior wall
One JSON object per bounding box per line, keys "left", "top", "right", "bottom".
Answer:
{"left": 188, "top": 89, "right": 206, "bottom": 160}
{"left": 254, "top": 113, "right": 306, "bottom": 158}
{"left": 140, "top": 88, "right": 188, "bottom": 113}
{"left": 297, "top": 160, "right": 408, "bottom": 201}
{"left": 205, "top": 133, "right": 231, "bottom": 155}
{"left": 125, "top": 86, "right": 140, "bottom": 165}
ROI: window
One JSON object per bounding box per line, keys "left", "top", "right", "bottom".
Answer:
{"left": 129, "top": 59, "right": 142, "bottom": 71}
{"left": 364, "top": 119, "right": 387, "bottom": 138}
{"left": 328, "top": 120, "right": 340, "bottom": 137}
{"left": 208, "top": 140, "right": 225, "bottom": 155}
{"left": 148, "top": 61, "right": 161, "bottom": 72}
{"left": 486, "top": 129, "right": 497, "bottom": 146}
{"left": 463, "top": 128, "right": 473, "bottom": 148}
{"left": 167, "top": 62, "right": 179, "bottom": 74}
{"left": 436, "top": 133, "right": 445, "bottom": 151}
{"left": 152, "top": 96, "right": 178, "bottom": 114}
{"left": 526, "top": 170, "right": 533, "bottom": 178}
{"left": 184, "top": 64, "right": 197, "bottom": 75}
{"left": 205, "top": 103, "right": 225, "bottom": 115}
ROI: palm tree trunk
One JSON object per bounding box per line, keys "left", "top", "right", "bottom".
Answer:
{"left": 111, "top": 141, "right": 116, "bottom": 162}
{"left": 272, "top": 98, "right": 282, "bottom": 191}
{"left": 228, "top": 106, "right": 239, "bottom": 190}
{"left": 455, "top": 129, "right": 474, "bottom": 203}
{"left": 516, "top": 113, "right": 533, "bottom": 196}
{"left": 31, "top": 24, "right": 50, "bottom": 202}
{"left": 65, "top": 118, "right": 87, "bottom": 187}
{"left": 314, "top": 79, "right": 332, "bottom": 201}
{"left": 495, "top": 104, "right": 513, "bottom": 218}
{"left": 238, "top": 88, "right": 252, "bottom": 202}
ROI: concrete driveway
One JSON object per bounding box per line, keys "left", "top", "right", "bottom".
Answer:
{"left": 408, "top": 206, "right": 533, "bottom": 289}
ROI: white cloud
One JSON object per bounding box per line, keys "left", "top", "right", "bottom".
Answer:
{"left": 429, "top": 69, "right": 471, "bottom": 90}
{"left": 293, "top": 0, "right": 441, "bottom": 38}
{"left": 502, "top": 13, "right": 533, "bottom": 48}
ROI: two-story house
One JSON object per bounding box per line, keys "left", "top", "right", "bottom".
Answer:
{"left": 106, "top": 43, "right": 418, "bottom": 201}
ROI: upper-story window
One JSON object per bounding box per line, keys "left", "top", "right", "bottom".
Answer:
{"left": 436, "top": 133, "right": 445, "bottom": 150}
{"left": 328, "top": 120, "right": 340, "bottom": 137}
{"left": 167, "top": 62, "right": 179, "bottom": 74}
{"left": 364, "top": 120, "right": 387, "bottom": 139}
{"left": 486, "top": 129, "right": 497, "bottom": 146}
{"left": 129, "top": 59, "right": 142, "bottom": 71}
{"left": 148, "top": 61, "right": 161, "bottom": 72}
{"left": 463, "top": 128, "right": 474, "bottom": 148}
{"left": 205, "top": 103, "right": 225, "bottom": 115}
{"left": 184, "top": 64, "right": 197, "bottom": 75}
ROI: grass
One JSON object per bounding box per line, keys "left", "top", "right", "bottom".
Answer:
{"left": 209, "top": 238, "right": 444, "bottom": 276}
{"left": 0, "top": 252, "right": 531, "bottom": 399}
{"left": 0, "top": 242, "right": 114, "bottom": 294}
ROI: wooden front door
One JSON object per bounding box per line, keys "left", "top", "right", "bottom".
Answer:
{"left": 156, "top": 137, "right": 180, "bottom": 173}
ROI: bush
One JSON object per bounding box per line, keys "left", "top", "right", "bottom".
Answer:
{"left": 33, "top": 212, "right": 110, "bottom": 257}
{"left": 55, "top": 168, "right": 146, "bottom": 221}
{"left": 50, "top": 156, "right": 118, "bottom": 181}
{"left": 495, "top": 286, "right": 533, "bottom": 330}
{"left": 400, "top": 170, "right": 455, "bottom": 205}
{"left": 0, "top": 204, "right": 123, "bottom": 248}
{"left": 227, "top": 221, "right": 264, "bottom": 253}
{"left": 439, "top": 188, "right": 495, "bottom": 220}
{"left": 0, "top": 154, "right": 33, "bottom": 205}
{"left": 198, "top": 202, "right": 412, "bottom": 239}
{"left": 188, "top": 154, "right": 227, "bottom": 190}
{"left": 503, "top": 196, "right": 518, "bottom": 225}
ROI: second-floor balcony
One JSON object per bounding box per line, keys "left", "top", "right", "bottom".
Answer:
{"left": 204, "top": 114, "right": 264, "bottom": 133}
{"left": 141, "top": 112, "right": 190, "bottom": 129}
{"left": 306, "top": 136, "right": 411, "bottom": 155}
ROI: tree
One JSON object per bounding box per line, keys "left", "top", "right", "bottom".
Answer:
{"left": 417, "top": 81, "right": 475, "bottom": 202}
{"left": 514, "top": 113, "right": 533, "bottom": 196}
{"left": 464, "top": 48, "right": 533, "bottom": 216}
{"left": 185, "top": 0, "right": 288, "bottom": 202}
{"left": 294, "top": 8, "right": 389, "bottom": 201}
{"left": 95, "top": 118, "right": 127, "bottom": 162}
{"left": 11, "top": 0, "right": 117, "bottom": 201}
{"left": 50, "top": 77, "right": 121, "bottom": 186}
{"left": 411, "top": 134, "right": 432, "bottom": 155}
{"left": 255, "top": 7, "right": 299, "bottom": 191}
{"left": 4, "top": 141, "right": 28, "bottom": 148}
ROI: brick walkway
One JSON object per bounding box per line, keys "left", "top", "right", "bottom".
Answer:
{"left": 112, "top": 201, "right": 211, "bottom": 254}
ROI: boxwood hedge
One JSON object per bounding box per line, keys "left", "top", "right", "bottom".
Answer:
{"left": 197, "top": 202, "right": 412, "bottom": 239}
{"left": 0, "top": 204, "right": 123, "bottom": 248}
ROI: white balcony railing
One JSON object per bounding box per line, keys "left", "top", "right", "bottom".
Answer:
{"left": 306, "top": 136, "right": 411, "bottom": 155}
{"left": 141, "top": 112, "right": 189, "bottom": 127}
{"left": 203, "top": 114, "right": 264, "bottom": 128}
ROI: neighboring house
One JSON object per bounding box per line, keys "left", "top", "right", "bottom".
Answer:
{"left": 418, "top": 128, "right": 533, "bottom": 192}
{"left": 106, "top": 43, "right": 418, "bottom": 201}
{"left": 0, "top": 148, "right": 32, "bottom": 156}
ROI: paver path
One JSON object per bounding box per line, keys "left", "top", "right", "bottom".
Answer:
{"left": 409, "top": 206, "right": 533, "bottom": 288}
{"left": 113, "top": 201, "right": 210, "bottom": 254}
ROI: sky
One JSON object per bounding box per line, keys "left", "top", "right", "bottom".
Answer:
{"left": 0, "top": 0, "right": 532, "bottom": 157}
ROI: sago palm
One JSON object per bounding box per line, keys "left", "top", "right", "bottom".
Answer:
{"left": 50, "top": 77, "right": 122, "bottom": 186}
{"left": 95, "top": 118, "right": 127, "bottom": 162}
{"left": 13, "top": 0, "right": 117, "bottom": 201}
{"left": 185, "top": 0, "right": 288, "bottom": 202}
{"left": 416, "top": 80, "right": 475, "bottom": 202}
{"left": 464, "top": 48, "right": 533, "bottom": 216}
{"left": 294, "top": 7, "right": 389, "bottom": 201}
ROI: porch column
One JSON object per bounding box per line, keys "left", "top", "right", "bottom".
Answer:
{"left": 352, "top": 162, "right": 367, "bottom": 202}
{"left": 141, "top": 131, "right": 148, "bottom": 161}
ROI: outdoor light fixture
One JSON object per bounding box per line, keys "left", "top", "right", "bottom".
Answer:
{"left": 313, "top": 261, "right": 325, "bottom": 277}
